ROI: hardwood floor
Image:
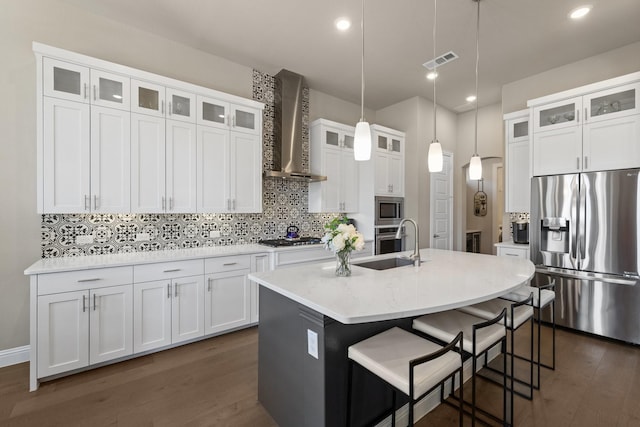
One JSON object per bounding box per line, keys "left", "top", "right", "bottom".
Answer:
{"left": 1, "top": 325, "right": 639, "bottom": 426}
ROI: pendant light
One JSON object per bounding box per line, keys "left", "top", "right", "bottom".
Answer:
{"left": 354, "top": 0, "right": 372, "bottom": 161}
{"left": 468, "top": 0, "right": 483, "bottom": 180}
{"left": 427, "top": 0, "right": 443, "bottom": 173}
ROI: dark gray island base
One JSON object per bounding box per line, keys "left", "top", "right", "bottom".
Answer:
{"left": 258, "top": 286, "right": 410, "bottom": 427}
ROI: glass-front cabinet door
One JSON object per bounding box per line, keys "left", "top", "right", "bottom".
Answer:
{"left": 585, "top": 82, "right": 640, "bottom": 123}
{"left": 389, "top": 137, "right": 402, "bottom": 154}
{"left": 90, "top": 70, "right": 130, "bottom": 111}
{"left": 533, "top": 96, "right": 582, "bottom": 132}
{"left": 167, "top": 88, "right": 196, "bottom": 123}
{"left": 131, "top": 79, "right": 165, "bottom": 117}
{"left": 197, "top": 95, "right": 229, "bottom": 129}
{"left": 377, "top": 135, "right": 388, "bottom": 151}
{"left": 230, "top": 104, "right": 260, "bottom": 135}
{"left": 43, "top": 57, "right": 90, "bottom": 103}
{"left": 324, "top": 129, "right": 340, "bottom": 147}
{"left": 508, "top": 117, "right": 529, "bottom": 143}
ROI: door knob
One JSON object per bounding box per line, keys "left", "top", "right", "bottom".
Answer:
{"left": 433, "top": 234, "right": 441, "bottom": 238}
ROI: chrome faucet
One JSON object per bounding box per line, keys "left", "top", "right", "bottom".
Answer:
{"left": 396, "top": 218, "right": 420, "bottom": 266}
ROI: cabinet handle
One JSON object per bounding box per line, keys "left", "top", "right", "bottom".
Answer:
{"left": 93, "top": 294, "right": 97, "bottom": 311}
{"left": 162, "top": 196, "right": 166, "bottom": 210}
{"left": 169, "top": 197, "right": 174, "bottom": 210}
{"left": 223, "top": 262, "right": 237, "bottom": 266}
{"left": 161, "top": 100, "right": 165, "bottom": 115}
{"left": 207, "top": 278, "right": 212, "bottom": 292}
{"left": 93, "top": 195, "right": 98, "bottom": 210}
{"left": 82, "top": 295, "right": 86, "bottom": 312}
{"left": 227, "top": 199, "right": 230, "bottom": 210}
{"left": 577, "top": 157, "right": 580, "bottom": 170}
{"left": 232, "top": 199, "right": 236, "bottom": 210}
{"left": 584, "top": 156, "right": 588, "bottom": 169}
{"left": 576, "top": 109, "right": 580, "bottom": 123}
{"left": 77, "top": 278, "right": 101, "bottom": 283}
{"left": 174, "top": 283, "right": 179, "bottom": 297}
{"left": 506, "top": 253, "right": 519, "bottom": 257}
{"left": 84, "top": 195, "right": 90, "bottom": 211}
{"left": 232, "top": 116, "right": 236, "bottom": 128}
{"left": 167, "top": 283, "right": 171, "bottom": 299}
{"left": 168, "top": 102, "right": 172, "bottom": 116}
{"left": 93, "top": 85, "right": 97, "bottom": 101}
{"left": 163, "top": 268, "right": 181, "bottom": 273}
{"left": 584, "top": 107, "right": 588, "bottom": 122}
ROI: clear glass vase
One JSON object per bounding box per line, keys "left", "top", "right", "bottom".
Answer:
{"left": 335, "top": 250, "right": 352, "bottom": 277}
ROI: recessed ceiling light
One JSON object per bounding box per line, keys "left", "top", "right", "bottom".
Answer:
{"left": 569, "top": 5, "right": 592, "bottom": 19}
{"left": 426, "top": 72, "right": 438, "bottom": 80}
{"left": 335, "top": 18, "right": 351, "bottom": 31}
{"left": 466, "top": 95, "right": 476, "bottom": 103}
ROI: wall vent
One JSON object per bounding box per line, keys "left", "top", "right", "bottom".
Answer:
{"left": 422, "top": 51, "right": 459, "bottom": 70}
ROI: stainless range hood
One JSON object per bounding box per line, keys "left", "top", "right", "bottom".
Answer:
{"left": 264, "top": 69, "right": 326, "bottom": 182}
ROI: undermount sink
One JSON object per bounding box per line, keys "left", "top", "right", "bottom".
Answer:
{"left": 355, "top": 257, "right": 416, "bottom": 271}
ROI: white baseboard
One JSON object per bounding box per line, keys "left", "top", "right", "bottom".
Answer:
{"left": 0, "top": 345, "right": 30, "bottom": 368}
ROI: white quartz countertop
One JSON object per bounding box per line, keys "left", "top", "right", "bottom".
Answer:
{"left": 24, "top": 244, "right": 276, "bottom": 275}
{"left": 249, "top": 248, "right": 535, "bottom": 324}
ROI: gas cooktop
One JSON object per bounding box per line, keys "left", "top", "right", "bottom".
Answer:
{"left": 259, "top": 237, "right": 323, "bottom": 247}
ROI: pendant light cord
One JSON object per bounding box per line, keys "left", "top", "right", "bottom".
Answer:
{"left": 432, "top": 0, "right": 437, "bottom": 142}
{"left": 360, "top": 0, "right": 365, "bottom": 122}
{"left": 473, "top": 0, "right": 480, "bottom": 157}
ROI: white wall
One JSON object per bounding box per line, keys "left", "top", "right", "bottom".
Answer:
{"left": 309, "top": 89, "right": 375, "bottom": 125}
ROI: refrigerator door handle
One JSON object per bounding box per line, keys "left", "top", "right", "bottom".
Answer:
{"left": 570, "top": 176, "right": 579, "bottom": 263}
{"left": 578, "top": 175, "right": 588, "bottom": 262}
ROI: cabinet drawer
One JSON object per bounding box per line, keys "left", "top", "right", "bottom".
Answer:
{"left": 134, "top": 259, "right": 203, "bottom": 283}
{"left": 497, "top": 247, "right": 529, "bottom": 259}
{"left": 274, "top": 246, "right": 333, "bottom": 269}
{"left": 205, "top": 255, "right": 251, "bottom": 273}
{"left": 37, "top": 266, "right": 133, "bottom": 295}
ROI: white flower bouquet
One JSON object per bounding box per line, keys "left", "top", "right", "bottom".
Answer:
{"left": 321, "top": 217, "right": 365, "bottom": 254}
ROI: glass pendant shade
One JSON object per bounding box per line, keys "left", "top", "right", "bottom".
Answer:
{"left": 354, "top": 121, "right": 372, "bottom": 161}
{"left": 428, "top": 141, "right": 443, "bottom": 172}
{"left": 469, "top": 154, "right": 482, "bottom": 180}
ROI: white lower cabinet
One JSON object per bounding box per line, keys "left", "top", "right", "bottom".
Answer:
{"left": 133, "top": 260, "right": 204, "bottom": 352}
{"left": 35, "top": 267, "right": 133, "bottom": 378}
{"left": 30, "top": 252, "right": 268, "bottom": 390}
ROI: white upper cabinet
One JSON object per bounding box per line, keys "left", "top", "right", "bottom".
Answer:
{"left": 35, "top": 42, "right": 263, "bottom": 214}
{"left": 196, "top": 125, "right": 262, "bottom": 213}
{"left": 372, "top": 125, "right": 405, "bottom": 197}
{"left": 131, "top": 79, "right": 196, "bottom": 123}
{"left": 44, "top": 58, "right": 129, "bottom": 110}
{"left": 308, "top": 119, "right": 359, "bottom": 213}
{"left": 197, "top": 95, "right": 261, "bottom": 135}
{"left": 504, "top": 110, "right": 530, "bottom": 213}
{"left": 530, "top": 75, "right": 640, "bottom": 176}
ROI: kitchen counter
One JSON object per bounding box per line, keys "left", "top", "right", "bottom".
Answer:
{"left": 250, "top": 248, "right": 535, "bottom": 427}
{"left": 249, "top": 248, "right": 534, "bottom": 324}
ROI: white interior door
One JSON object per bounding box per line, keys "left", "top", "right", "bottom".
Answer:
{"left": 430, "top": 152, "right": 453, "bottom": 250}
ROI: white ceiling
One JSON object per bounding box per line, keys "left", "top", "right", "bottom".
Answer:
{"left": 62, "top": 0, "right": 640, "bottom": 112}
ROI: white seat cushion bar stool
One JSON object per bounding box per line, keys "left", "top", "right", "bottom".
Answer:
{"left": 457, "top": 295, "right": 535, "bottom": 401}
{"left": 412, "top": 309, "right": 508, "bottom": 427}
{"left": 501, "top": 280, "right": 556, "bottom": 388}
{"left": 347, "top": 327, "right": 464, "bottom": 427}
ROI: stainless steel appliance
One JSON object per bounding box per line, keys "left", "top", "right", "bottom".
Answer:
{"left": 531, "top": 169, "right": 640, "bottom": 344}
{"left": 375, "top": 196, "right": 404, "bottom": 226}
{"left": 375, "top": 226, "right": 405, "bottom": 255}
{"left": 512, "top": 221, "right": 529, "bottom": 244}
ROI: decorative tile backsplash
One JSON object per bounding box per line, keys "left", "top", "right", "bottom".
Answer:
{"left": 40, "top": 70, "right": 335, "bottom": 258}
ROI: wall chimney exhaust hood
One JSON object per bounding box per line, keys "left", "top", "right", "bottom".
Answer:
{"left": 264, "top": 69, "right": 326, "bottom": 182}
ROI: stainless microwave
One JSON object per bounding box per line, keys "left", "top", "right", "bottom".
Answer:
{"left": 375, "top": 196, "right": 404, "bottom": 226}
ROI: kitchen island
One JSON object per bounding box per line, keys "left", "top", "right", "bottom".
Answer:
{"left": 248, "top": 248, "right": 535, "bottom": 427}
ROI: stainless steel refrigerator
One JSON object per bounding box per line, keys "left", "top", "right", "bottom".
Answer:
{"left": 530, "top": 168, "right": 640, "bottom": 344}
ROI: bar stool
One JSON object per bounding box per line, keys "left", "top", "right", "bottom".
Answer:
{"left": 346, "top": 327, "right": 464, "bottom": 427}
{"left": 500, "top": 280, "right": 556, "bottom": 388}
{"left": 412, "top": 309, "right": 508, "bottom": 427}
{"left": 457, "top": 294, "right": 534, "bottom": 400}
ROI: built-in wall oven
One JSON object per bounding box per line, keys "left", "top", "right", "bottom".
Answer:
{"left": 374, "top": 196, "right": 405, "bottom": 254}
{"left": 375, "top": 226, "right": 405, "bottom": 255}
